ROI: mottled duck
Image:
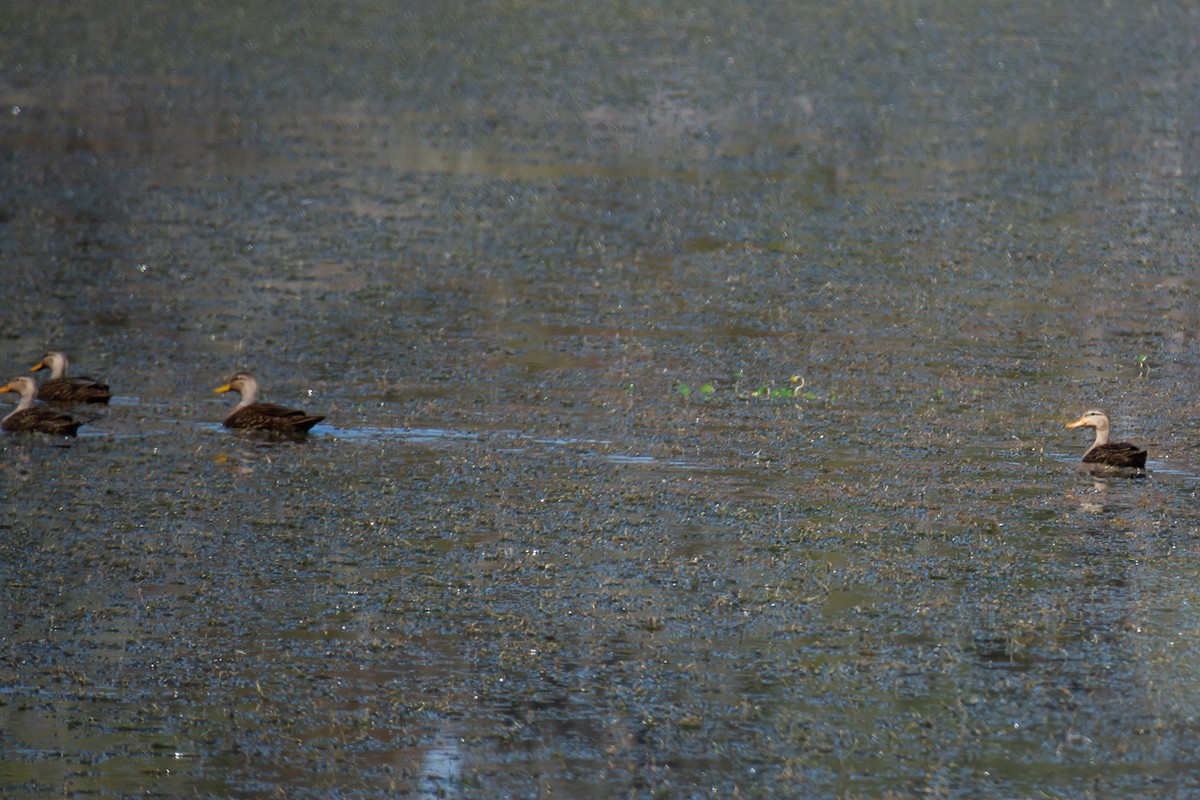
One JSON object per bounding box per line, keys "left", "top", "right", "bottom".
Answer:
{"left": 0, "top": 376, "right": 84, "bottom": 435}
{"left": 1065, "top": 410, "right": 1147, "bottom": 469}
{"left": 214, "top": 372, "right": 324, "bottom": 433}
{"left": 31, "top": 351, "right": 111, "bottom": 404}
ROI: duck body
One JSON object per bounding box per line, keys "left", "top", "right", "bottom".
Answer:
{"left": 223, "top": 402, "right": 326, "bottom": 432}
{"left": 32, "top": 352, "right": 111, "bottom": 404}
{"left": 38, "top": 376, "right": 112, "bottom": 404}
{"left": 0, "top": 377, "right": 83, "bottom": 436}
{"left": 1065, "top": 410, "right": 1147, "bottom": 469}
{"left": 215, "top": 372, "right": 324, "bottom": 434}
{"left": 1081, "top": 442, "right": 1148, "bottom": 469}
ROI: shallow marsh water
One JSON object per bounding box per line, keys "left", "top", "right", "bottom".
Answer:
{"left": 4, "top": 1, "right": 1200, "bottom": 797}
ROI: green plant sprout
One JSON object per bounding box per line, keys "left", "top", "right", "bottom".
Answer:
{"left": 677, "top": 382, "right": 717, "bottom": 401}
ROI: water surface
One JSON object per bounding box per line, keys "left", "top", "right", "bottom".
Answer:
{"left": 3, "top": 1, "right": 1200, "bottom": 797}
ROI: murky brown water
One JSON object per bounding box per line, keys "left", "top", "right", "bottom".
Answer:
{"left": 4, "top": 1, "right": 1200, "bottom": 797}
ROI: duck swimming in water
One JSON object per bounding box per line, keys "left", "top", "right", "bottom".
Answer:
{"left": 30, "top": 351, "right": 111, "bottom": 404}
{"left": 1065, "top": 410, "right": 1147, "bottom": 469}
{"left": 0, "top": 376, "right": 84, "bottom": 435}
{"left": 214, "top": 372, "right": 325, "bottom": 433}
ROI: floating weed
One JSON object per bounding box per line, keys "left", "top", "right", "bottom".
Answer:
{"left": 738, "top": 373, "right": 827, "bottom": 402}
{"left": 1137, "top": 354, "right": 1150, "bottom": 377}
{"left": 792, "top": 375, "right": 815, "bottom": 400}
{"left": 748, "top": 384, "right": 814, "bottom": 400}
{"left": 676, "top": 382, "right": 717, "bottom": 401}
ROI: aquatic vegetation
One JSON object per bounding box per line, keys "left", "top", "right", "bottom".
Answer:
{"left": 749, "top": 385, "right": 783, "bottom": 399}
{"left": 676, "top": 382, "right": 715, "bottom": 401}
{"left": 743, "top": 374, "right": 817, "bottom": 401}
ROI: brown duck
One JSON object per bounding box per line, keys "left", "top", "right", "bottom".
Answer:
{"left": 1065, "top": 410, "right": 1147, "bottom": 469}
{"left": 31, "top": 351, "right": 111, "bottom": 404}
{"left": 0, "top": 376, "right": 84, "bottom": 435}
{"left": 214, "top": 372, "right": 325, "bottom": 433}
